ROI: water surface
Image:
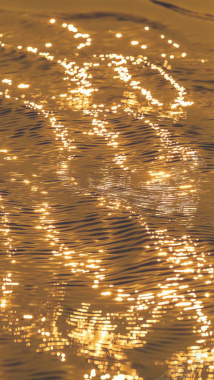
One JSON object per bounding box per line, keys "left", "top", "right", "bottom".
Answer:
{"left": 0, "top": 3, "right": 214, "bottom": 379}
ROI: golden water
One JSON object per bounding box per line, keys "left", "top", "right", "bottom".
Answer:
{"left": 0, "top": 3, "right": 214, "bottom": 379}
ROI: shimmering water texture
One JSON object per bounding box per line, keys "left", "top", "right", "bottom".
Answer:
{"left": 0, "top": 10, "right": 214, "bottom": 380}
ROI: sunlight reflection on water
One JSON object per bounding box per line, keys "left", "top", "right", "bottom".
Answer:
{"left": 0, "top": 7, "right": 214, "bottom": 380}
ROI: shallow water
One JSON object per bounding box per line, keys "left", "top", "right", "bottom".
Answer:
{"left": 0, "top": 3, "right": 214, "bottom": 380}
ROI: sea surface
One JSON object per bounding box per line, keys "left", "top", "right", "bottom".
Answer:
{"left": 0, "top": 1, "right": 214, "bottom": 379}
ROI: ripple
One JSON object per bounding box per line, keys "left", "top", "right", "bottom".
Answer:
{"left": 0, "top": 8, "right": 213, "bottom": 380}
